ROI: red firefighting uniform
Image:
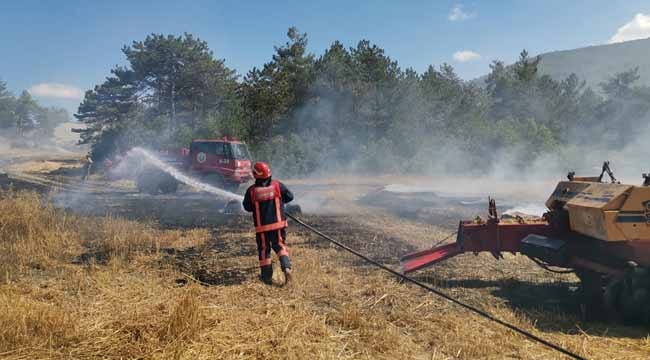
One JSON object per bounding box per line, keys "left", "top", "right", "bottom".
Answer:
{"left": 242, "top": 178, "right": 294, "bottom": 283}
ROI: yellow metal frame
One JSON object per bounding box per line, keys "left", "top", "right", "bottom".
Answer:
{"left": 546, "top": 181, "right": 650, "bottom": 242}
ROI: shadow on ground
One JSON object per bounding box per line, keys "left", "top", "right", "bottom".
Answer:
{"left": 411, "top": 273, "right": 650, "bottom": 338}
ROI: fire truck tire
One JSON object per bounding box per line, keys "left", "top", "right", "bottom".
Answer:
{"left": 136, "top": 171, "right": 160, "bottom": 195}
{"left": 158, "top": 178, "right": 179, "bottom": 194}
{"left": 224, "top": 182, "right": 240, "bottom": 193}
{"left": 137, "top": 169, "right": 177, "bottom": 195}
{"left": 204, "top": 173, "right": 223, "bottom": 186}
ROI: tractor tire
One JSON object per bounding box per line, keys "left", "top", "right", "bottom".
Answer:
{"left": 605, "top": 267, "right": 650, "bottom": 326}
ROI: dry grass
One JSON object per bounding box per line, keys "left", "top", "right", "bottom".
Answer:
{"left": 0, "top": 191, "right": 649, "bottom": 359}
{"left": 7, "top": 160, "right": 77, "bottom": 174}
{"left": 0, "top": 191, "right": 207, "bottom": 278}
{"left": 0, "top": 191, "right": 81, "bottom": 274}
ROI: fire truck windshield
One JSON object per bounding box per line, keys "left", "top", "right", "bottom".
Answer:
{"left": 230, "top": 143, "right": 251, "bottom": 159}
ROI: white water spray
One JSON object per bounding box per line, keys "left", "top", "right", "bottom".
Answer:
{"left": 128, "top": 147, "right": 244, "bottom": 201}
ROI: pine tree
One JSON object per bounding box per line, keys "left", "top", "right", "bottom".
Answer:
{"left": 0, "top": 79, "right": 15, "bottom": 129}
{"left": 14, "top": 90, "right": 38, "bottom": 136}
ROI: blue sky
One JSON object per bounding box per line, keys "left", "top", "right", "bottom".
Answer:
{"left": 1, "top": 0, "right": 649, "bottom": 115}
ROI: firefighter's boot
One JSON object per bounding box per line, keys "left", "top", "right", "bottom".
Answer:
{"left": 279, "top": 255, "right": 293, "bottom": 286}
{"left": 260, "top": 265, "right": 273, "bottom": 285}
{"left": 283, "top": 268, "right": 293, "bottom": 285}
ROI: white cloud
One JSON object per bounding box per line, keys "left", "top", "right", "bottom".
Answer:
{"left": 609, "top": 13, "right": 650, "bottom": 43}
{"left": 28, "top": 83, "right": 84, "bottom": 99}
{"left": 453, "top": 50, "right": 482, "bottom": 62}
{"left": 448, "top": 4, "right": 476, "bottom": 21}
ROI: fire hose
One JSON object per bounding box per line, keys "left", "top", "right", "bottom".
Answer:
{"left": 285, "top": 213, "right": 587, "bottom": 360}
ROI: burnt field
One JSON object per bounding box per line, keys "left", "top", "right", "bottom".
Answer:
{"left": 1, "top": 159, "right": 649, "bottom": 359}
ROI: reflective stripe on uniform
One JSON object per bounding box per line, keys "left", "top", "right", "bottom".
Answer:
{"left": 255, "top": 220, "right": 288, "bottom": 233}
{"left": 260, "top": 232, "right": 267, "bottom": 264}
{"left": 276, "top": 229, "right": 289, "bottom": 257}
{"left": 277, "top": 248, "right": 289, "bottom": 257}
{"left": 273, "top": 181, "right": 282, "bottom": 226}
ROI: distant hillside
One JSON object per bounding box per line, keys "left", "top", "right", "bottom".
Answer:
{"left": 475, "top": 37, "right": 650, "bottom": 91}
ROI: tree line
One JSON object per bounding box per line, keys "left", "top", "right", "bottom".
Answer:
{"left": 0, "top": 80, "right": 70, "bottom": 139}
{"left": 75, "top": 28, "right": 650, "bottom": 175}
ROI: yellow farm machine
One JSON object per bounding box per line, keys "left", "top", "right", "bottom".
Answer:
{"left": 401, "top": 162, "right": 650, "bottom": 324}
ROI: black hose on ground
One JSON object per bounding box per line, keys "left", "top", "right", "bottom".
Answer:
{"left": 286, "top": 213, "right": 588, "bottom": 360}
{"left": 530, "top": 257, "right": 576, "bottom": 274}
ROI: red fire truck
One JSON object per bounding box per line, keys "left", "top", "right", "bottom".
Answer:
{"left": 135, "top": 137, "right": 253, "bottom": 194}
{"left": 188, "top": 138, "right": 253, "bottom": 186}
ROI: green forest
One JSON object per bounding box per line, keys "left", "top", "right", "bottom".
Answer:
{"left": 74, "top": 28, "right": 650, "bottom": 176}
{"left": 0, "top": 81, "right": 69, "bottom": 138}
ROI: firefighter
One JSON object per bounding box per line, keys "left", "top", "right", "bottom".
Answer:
{"left": 242, "top": 162, "right": 294, "bottom": 285}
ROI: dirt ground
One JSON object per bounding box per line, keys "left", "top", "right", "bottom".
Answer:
{"left": 1, "top": 152, "right": 650, "bottom": 359}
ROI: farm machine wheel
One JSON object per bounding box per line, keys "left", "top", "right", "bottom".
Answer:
{"left": 605, "top": 266, "right": 650, "bottom": 326}
{"left": 575, "top": 269, "right": 607, "bottom": 322}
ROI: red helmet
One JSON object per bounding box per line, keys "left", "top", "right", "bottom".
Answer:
{"left": 253, "top": 162, "right": 272, "bottom": 179}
